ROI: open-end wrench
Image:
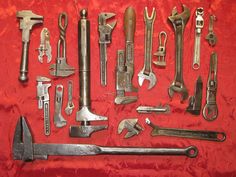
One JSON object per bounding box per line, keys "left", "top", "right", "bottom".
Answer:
{"left": 206, "top": 15, "right": 217, "bottom": 46}
{"left": 193, "top": 7, "right": 204, "bottom": 70}
{"left": 65, "top": 80, "right": 75, "bottom": 115}
{"left": 203, "top": 52, "right": 218, "bottom": 121}
{"left": 54, "top": 85, "right": 67, "bottom": 128}
{"left": 168, "top": 5, "right": 190, "bottom": 102}
{"left": 98, "top": 12, "right": 117, "bottom": 86}
{"left": 146, "top": 118, "right": 226, "bottom": 142}
{"left": 138, "top": 7, "right": 156, "bottom": 90}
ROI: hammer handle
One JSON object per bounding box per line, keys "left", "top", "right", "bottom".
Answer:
{"left": 124, "top": 7, "right": 136, "bottom": 42}
{"left": 19, "top": 41, "right": 29, "bottom": 82}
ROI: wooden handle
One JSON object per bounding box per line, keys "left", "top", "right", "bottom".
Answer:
{"left": 124, "top": 7, "right": 136, "bottom": 42}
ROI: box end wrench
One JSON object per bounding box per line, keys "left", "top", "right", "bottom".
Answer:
{"left": 168, "top": 5, "right": 190, "bottom": 102}
{"left": 138, "top": 7, "right": 157, "bottom": 90}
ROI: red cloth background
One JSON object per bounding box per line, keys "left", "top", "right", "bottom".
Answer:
{"left": 0, "top": 0, "right": 236, "bottom": 176}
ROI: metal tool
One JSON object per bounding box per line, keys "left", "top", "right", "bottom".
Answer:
{"left": 115, "top": 50, "right": 137, "bottom": 104}
{"left": 13, "top": 117, "right": 198, "bottom": 161}
{"left": 206, "top": 15, "right": 217, "bottom": 46}
{"left": 146, "top": 118, "right": 226, "bottom": 142}
{"left": 115, "top": 7, "right": 138, "bottom": 104}
{"left": 137, "top": 104, "right": 170, "bottom": 114}
{"left": 153, "top": 31, "right": 167, "bottom": 67}
{"left": 118, "top": 119, "right": 143, "bottom": 138}
{"left": 37, "top": 28, "right": 52, "bottom": 63}
{"left": 186, "top": 76, "right": 203, "bottom": 115}
{"left": 70, "top": 9, "right": 107, "bottom": 138}
{"left": 98, "top": 12, "right": 117, "bottom": 86}
{"left": 138, "top": 7, "right": 156, "bottom": 90}
{"left": 54, "top": 84, "right": 67, "bottom": 128}
{"left": 36, "top": 76, "right": 51, "bottom": 136}
{"left": 193, "top": 7, "right": 204, "bottom": 70}
{"left": 168, "top": 5, "right": 190, "bottom": 102}
{"left": 65, "top": 80, "right": 75, "bottom": 115}
{"left": 17, "top": 10, "right": 43, "bottom": 83}
{"left": 50, "top": 12, "right": 75, "bottom": 77}
{"left": 203, "top": 52, "right": 218, "bottom": 121}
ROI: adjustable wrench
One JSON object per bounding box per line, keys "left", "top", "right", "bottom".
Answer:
{"left": 17, "top": 10, "right": 43, "bottom": 83}
{"left": 54, "top": 85, "right": 67, "bottom": 128}
{"left": 36, "top": 76, "right": 51, "bottom": 136}
{"left": 138, "top": 7, "right": 156, "bottom": 90}
{"left": 206, "top": 15, "right": 217, "bottom": 46}
{"left": 98, "top": 13, "right": 117, "bottom": 86}
{"left": 203, "top": 52, "right": 218, "bottom": 121}
{"left": 65, "top": 80, "right": 75, "bottom": 115}
{"left": 193, "top": 8, "right": 204, "bottom": 70}
{"left": 168, "top": 5, "right": 190, "bottom": 102}
{"left": 153, "top": 31, "right": 167, "bottom": 67}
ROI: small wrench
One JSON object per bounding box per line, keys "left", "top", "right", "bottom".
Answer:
{"left": 146, "top": 118, "right": 226, "bottom": 142}
{"left": 138, "top": 7, "right": 156, "bottom": 90}
{"left": 153, "top": 31, "right": 167, "bottom": 67}
{"left": 206, "top": 15, "right": 217, "bottom": 46}
{"left": 54, "top": 85, "right": 67, "bottom": 128}
{"left": 65, "top": 80, "right": 75, "bottom": 115}
{"left": 203, "top": 52, "right": 218, "bottom": 121}
{"left": 193, "top": 7, "right": 204, "bottom": 70}
{"left": 136, "top": 104, "right": 170, "bottom": 114}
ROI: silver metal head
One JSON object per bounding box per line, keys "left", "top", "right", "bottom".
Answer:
{"left": 118, "top": 119, "right": 143, "bottom": 138}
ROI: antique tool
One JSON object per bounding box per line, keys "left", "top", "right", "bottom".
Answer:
{"left": 153, "top": 31, "right": 167, "bottom": 67}
{"left": 137, "top": 104, "right": 170, "bottom": 114}
{"left": 70, "top": 9, "right": 108, "bottom": 138}
{"left": 115, "top": 7, "right": 138, "bottom": 104}
{"left": 206, "top": 15, "right": 217, "bottom": 46}
{"left": 138, "top": 7, "right": 156, "bottom": 90}
{"left": 146, "top": 118, "right": 226, "bottom": 142}
{"left": 50, "top": 12, "right": 75, "bottom": 77}
{"left": 13, "top": 117, "right": 198, "bottom": 161}
{"left": 118, "top": 119, "right": 143, "bottom": 138}
{"left": 65, "top": 80, "right": 75, "bottom": 115}
{"left": 186, "top": 76, "right": 203, "bottom": 115}
{"left": 98, "top": 12, "right": 117, "bottom": 86}
{"left": 203, "top": 52, "right": 218, "bottom": 121}
{"left": 17, "top": 10, "right": 43, "bottom": 83}
{"left": 168, "top": 5, "right": 190, "bottom": 102}
{"left": 115, "top": 50, "right": 137, "bottom": 104}
{"left": 37, "top": 28, "right": 52, "bottom": 63}
{"left": 54, "top": 85, "right": 67, "bottom": 128}
{"left": 193, "top": 7, "right": 204, "bottom": 70}
{"left": 36, "top": 76, "right": 51, "bottom": 136}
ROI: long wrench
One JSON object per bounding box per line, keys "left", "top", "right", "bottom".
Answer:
{"left": 138, "top": 7, "right": 156, "bottom": 90}
{"left": 146, "top": 118, "right": 226, "bottom": 142}
{"left": 54, "top": 85, "right": 67, "bottom": 128}
{"left": 65, "top": 80, "right": 75, "bottom": 115}
{"left": 193, "top": 7, "right": 204, "bottom": 70}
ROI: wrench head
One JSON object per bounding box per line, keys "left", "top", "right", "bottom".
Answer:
{"left": 99, "top": 13, "right": 116, "bottom": 24}
{"left": 54, "top": 113, "right": 67, "bottom": 128}
{"left": 49, "top": 58, "right": 75, "bottom": 77}
{"left": 138, "top": 71, "right": 157, "bottom": 90}
{"left": 115, "top": 95, "right": 137, "bottom": 104}
{"left": 203, "top": 104, "right": 218, "bottom": 121}
{"left": 65, "top": 102, "right": 75, "bottom": 115}
{"left": 168, "top": 83, "right": 189, "bottom": 102}
{"left": 168, "top": 5, "right": 190, "bottom": 27}
{"left": 76, "top": 106, "right": 108, "bottom": 121}
{"left": 118, "top": 119, "right": 143, "bottom": 139}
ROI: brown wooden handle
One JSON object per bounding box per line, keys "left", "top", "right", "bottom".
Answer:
{"left": 124, "top": 7, "right": 136, "bottom": 42}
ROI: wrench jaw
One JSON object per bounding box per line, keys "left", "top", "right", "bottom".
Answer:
{"left": 138, "top": 71, "right": 157, "bottom": 90}
{"left": 118, "top": 119, "right": 143, "bottom": 139}
{"left": 168, "top": 5, "right": 190, "bottom": 27}
{"left": 115, "top": 95, "right": 137, "bottom": 105}
{"left": 49, "top": 58, "right": 75, "bottom": 77}
{"left": 168, "top": 83, "right": 189, "bottom": 102}
{"left": 54, "top": 114, "right": 67, "bottom": 128}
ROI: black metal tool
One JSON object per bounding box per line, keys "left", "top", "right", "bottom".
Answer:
{"left": 13, "top": 117, "right": 198, "bottom": 161}
{"left": 146, "top": 118, "right": 226, "bottom": 142}
{"left": 69, "top": 9, "right": 107, "bottom": 138}
{"left": 186, "top": 76, "right": 203, "bottom": 115}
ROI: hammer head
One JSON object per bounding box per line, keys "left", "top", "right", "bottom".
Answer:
{"left": 17, "top": 10, "right": 43, "bottom": 30}
{"left": 168, "top": 5, "right": 190, "bottom": 27}
{"left": 118, "top": 119, "right": 143, "bottom": 138}
{"left": 13, "top": 117, "right": 34, "bottom": 161}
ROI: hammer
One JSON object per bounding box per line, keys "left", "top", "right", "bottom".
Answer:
{"left": 17, "top": 10, "right": 43, "bottom": 83}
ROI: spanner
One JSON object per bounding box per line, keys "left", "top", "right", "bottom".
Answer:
{"left": 146, "top": 118, "right": 226, "bottom": 142}
{"left": 138, "top": 7, "right": 156, "bottom": 90}
{"left": 206, "top": 15, "right": 217, "bottom": 46}
{"left": 65, "top": 80, "right": 75, "bottom": 115}
{"left": 203, "top": 52, "right": 218, "bottom": 121}
{"left": 54, "top": 84, "right": 67, "bottom": 128}
{"left": 168, "top": 5, "right": 190, "bottom": 102}
{"left": 193, "top": 7, "right": 204, "bottom": 70}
